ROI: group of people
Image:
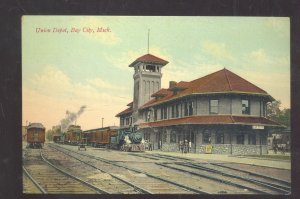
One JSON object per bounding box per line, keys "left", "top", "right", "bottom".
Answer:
{"left": 179, "top": 140, "right": 191, "bottom": 153}
{"left": 272, "top": 136, "right": 289, "bottom": 155}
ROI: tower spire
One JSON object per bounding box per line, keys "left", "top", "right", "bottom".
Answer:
{"left": 147, "top": 29, "right": 150, "bottom": 54}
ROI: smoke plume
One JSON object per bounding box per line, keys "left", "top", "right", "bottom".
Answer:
{"left": 60, "top": 105, "right": 86, "bottom": 132}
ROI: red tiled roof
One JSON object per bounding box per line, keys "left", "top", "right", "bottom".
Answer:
{"left": 151, "top": 89, "right": 172, "bottom": 97}
{"left": 171, "top": 81, "right": 190, "bottom": 90}
{"left": 129, "top": 54, "right": 168, "bottom": 67}
{"left": 115, "top": 107, "right": 133, "bottom": 117}
{"left": 139, "top": 115, "right": 280, "bottom": 128}
{"left": 141, "top": 68, "right": 272, "bottom": 109}
{"left": 127, "top": 102, "right": 133, "bottom": 107}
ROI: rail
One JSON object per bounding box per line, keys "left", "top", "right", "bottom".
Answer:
{"left": 50, "top": 143, "right": 211, "bottom": 194}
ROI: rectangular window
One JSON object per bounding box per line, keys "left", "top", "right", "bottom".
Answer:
{"left": 188, "top": 102, "right": 193, "bottom": 116}
{"left": 203, "top": 130, "right": 211, "bottom": 144}
{"left": 210, "top": 100, "right": 219, "bottom": 114}
{"left": 237, "top": 134, "right": 245, "bottom": 144}
{"left": 154, "top": 109, "right": 157, "bottom": 121}
{"left": 184, "top": 102, "right": 188, "bottom": 116}
{"left": 242, "top": 99, "right": 250, "bottom": 115}
{"left": 248, "top": 134, "right": 256, "bottom": 145}
{"left": 261, "top": 134, "right": 267, "bottom": 145}
{"left": 170, "top": 131, "right": 177, "bottom": 143}
{"left": 145, "top": 64, "right": 156, "bottom": 72}
{"left": 190, "top": 132, "right": 195, "bottom": 143}
{"left": 171, "top": 105, "right": 175, "bottom": 118}
{"left": 163, "top": 107, "right": 167, "bottom": 119}
{"left": 175, "top": 104, "right": 180, "bottom": 118}
{"left": 163, "top": 131, "right": 167, "bottom": 142}
{"left": 262, "top": 102, "right": 266, "bottom": 117}
{"left": 216, "top": 132, "right": 224, "bottom": 144}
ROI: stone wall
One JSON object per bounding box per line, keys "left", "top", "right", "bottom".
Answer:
{"left": 161, "top": 143, "right": 180, "bottom": 152}
{"left": 231, "top": 144, "right": 267, "bottom": 155}
{"left": 184, "top": 144, "right": 268, "bottom": 155}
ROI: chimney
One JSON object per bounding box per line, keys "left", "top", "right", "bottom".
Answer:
{"left": 169, "top": 81, "right": 177, "bottom": 89}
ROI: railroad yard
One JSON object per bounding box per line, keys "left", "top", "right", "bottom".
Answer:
{"left": 22, "top": 143, "right": 291, "bottom": 195}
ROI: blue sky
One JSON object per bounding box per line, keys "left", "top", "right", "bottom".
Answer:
{"left": 22, "top": 16, "right": 290, "bottom": 130}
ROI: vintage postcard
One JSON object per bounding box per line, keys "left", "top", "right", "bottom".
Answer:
{"left": 22, "top": 16, "right": 290, "bottom": 195}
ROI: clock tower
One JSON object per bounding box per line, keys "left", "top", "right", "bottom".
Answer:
{"left": 129, "top": 53, "right": 168, "bottom": 124}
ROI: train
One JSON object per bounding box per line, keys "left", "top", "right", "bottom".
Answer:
{"left": 58, "top": 125, "right": 145, "bottom": 152}
{"left": 113, "top": 126, "right": 145, "bottom": 152}
{"left": 26, "top": 123, "right": 45, "bottom": 148}
{"left": 83, "top": 126, "right": 118, "bottom": 148}
{"left": 63, "top": 125, "right": 83, "bottom": 145}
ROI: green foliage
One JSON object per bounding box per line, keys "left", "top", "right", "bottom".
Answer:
{"left": 267, "top": 100, "right": 290, "bottom": 127}
{"left": 46, "top": 126, "right": 62, "bottom": 141}
{"left": 46, "top": 129, "right": 53, "bottom": 141}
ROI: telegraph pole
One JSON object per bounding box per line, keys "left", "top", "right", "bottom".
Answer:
{"left": 102, "top": 118, "right": 104, "bottom": 128}
{"left": 148, "top": 29, "right": 150, "bottom": 53}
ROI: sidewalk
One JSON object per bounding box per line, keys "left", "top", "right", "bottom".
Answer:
{"left": 145, "top": 150, "right": 291, "bottom": 170}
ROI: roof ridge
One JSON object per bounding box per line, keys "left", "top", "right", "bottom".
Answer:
{"left": 225, "top": 69, "right": 267, "bottom": 94}
{"left": 224, "top": 68, "right": 233, "bottom": 91}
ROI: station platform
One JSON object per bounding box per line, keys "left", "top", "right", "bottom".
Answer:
{"left": 145, "top": 150, "right": 291, "bottom": 170}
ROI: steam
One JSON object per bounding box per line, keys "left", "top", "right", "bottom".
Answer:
{"left": 60, "top": 105, "right": 86, "bottom": 132}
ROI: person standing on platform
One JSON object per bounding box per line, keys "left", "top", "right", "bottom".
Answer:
{"left": 180, "top": 141, "right": 183, "bottom": 153}
{"left": 184, "top": 140, "right": 188, "bottom": 153}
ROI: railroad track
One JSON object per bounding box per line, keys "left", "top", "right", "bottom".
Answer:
{"left": 23, "top": 168, "right": 44, "bottom": 194}
{"left": 43, "top": 146, "right": 149, "bottom": 194}
{"left": 49, "top": 143, "right": 210, "bottom": 194}
{"left": 130, "top": 152, "right": 291, "bottom": 194}
{"left": 23, "top": 149, "right": 107, "bottom": 194}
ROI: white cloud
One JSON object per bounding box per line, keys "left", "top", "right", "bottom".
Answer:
{"left": 244, "top": 48, "right": 290, "bottom": 71}
{"left": 248, "top": 48, "right": 274, "bottom": 66}
{"left": 202, "top": 41, "right": 235, "bottom": 62}
{"left": 23, "top": 65, "right": 130, "bottom": 130}
{"left": 86, "top": 78, "right": 126, "bottom": 91}
{"left": 264, "top": 18, "right": 290, "bottom": 38}
{"left": 103, "top": 50, "right": 140, "bottom": 72}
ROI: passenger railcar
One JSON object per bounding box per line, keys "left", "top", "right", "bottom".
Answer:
{"left": 26, "top": 123, "right": 45, "bottom": 148}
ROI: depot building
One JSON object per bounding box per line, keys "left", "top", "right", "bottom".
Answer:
{"left": 116, "top": 53, "right": 281, "bottom": 155}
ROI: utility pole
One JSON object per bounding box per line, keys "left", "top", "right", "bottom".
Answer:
{"left": 147, "top": 29, "right": 150, "bottom": 53}
{"left": 102, "top": 118, "right": 104, "bottom": 128}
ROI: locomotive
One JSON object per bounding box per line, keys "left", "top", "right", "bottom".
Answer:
{"left": 82, "top": 125, "right": 145, "bottom": 152}
{"left": 56, "top": 124, "right": 145, "bottom": 152}
{"left": 26, "top": 123, "right": 45, "bottom": 148}
{"left": 111, "top": 125, "right": 145, "bottom": 152}
{"left": 64, "top": 125, "right": 83, "bottom": 145}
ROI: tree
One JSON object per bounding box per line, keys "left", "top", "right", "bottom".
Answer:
{"left": 46, "top": 125, "right": 61, "bottom": 141}
{"left": 46, "top": 129, "right": 54, "bottom": 141}
{"left": 267, "top": 100, "right": 290, "bottom": 127}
